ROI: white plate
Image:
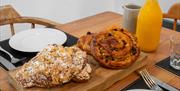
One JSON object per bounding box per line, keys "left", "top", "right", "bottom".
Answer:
{"left": 127, "top": 89, "right": 154, "bottom": 91}
{"left": 9, "top": 28, "right": 67, "bottom": 52}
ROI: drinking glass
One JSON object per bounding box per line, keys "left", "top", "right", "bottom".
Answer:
{"left": 170, "top": 34, "right": 180, "bottom": 70}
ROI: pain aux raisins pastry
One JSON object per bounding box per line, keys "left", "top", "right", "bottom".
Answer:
{"left": 77, "top": 32, "right": 94, "bottom": 54}
{"left": 15, "top": 44, "right": 92, "bottom": 88}
{"left": 77, "top": 27, "right": 140, "bottom": 69}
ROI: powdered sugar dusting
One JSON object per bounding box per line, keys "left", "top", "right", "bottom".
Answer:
{"left": 15, "top": 44, "right": 92, "bottom": 88}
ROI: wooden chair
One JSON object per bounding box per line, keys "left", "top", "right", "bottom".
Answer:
{"left": 0, "top": 5, "right": 62, "bottom": 36}
{"left": 163, "top": 2, "right": 180, "bottom": 31}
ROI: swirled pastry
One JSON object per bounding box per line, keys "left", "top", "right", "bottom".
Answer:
{"left": 77, "top": 27, "right": 140, "bottom": 69}
{"left": 77, "top": 32, "right": 95, "bottom": 54}
{"left": 91, "top": 28, "right": 140, "bottom": 69}
{"left": 15, "top": 44, "right": 92, "bottom": 88}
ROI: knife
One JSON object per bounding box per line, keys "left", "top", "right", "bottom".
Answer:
{"left": 152, "top": 76, "right": 179, "bottom": 91}
{"left": 0, "top": 56, "right": 16, "bottom": 70}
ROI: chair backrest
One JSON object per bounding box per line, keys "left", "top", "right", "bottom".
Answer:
{"left": 0, "top": 5, "right": 61, "bottom": 36}
{"left": 0, "top": 5, "right": 21, "bottom": 35}
{"left": 0, "top": 5, "right": 21, "bottom": 21}
{"left": 163, "top": 3, "right": 180, "bottom": 31}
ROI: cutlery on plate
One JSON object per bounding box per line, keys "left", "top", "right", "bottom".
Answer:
{"left": 0, "top": 46, "right": 26, "bottom": 63}
{"left": 139, "top": 69, "right": 163, "bottom": 91}
{"left": 0, "top": 56, "right": 16, "bottom": 70}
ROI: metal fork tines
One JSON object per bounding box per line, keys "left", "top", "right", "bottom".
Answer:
{"left": 139, "top": 69, "right": 163, "bottom": 91}
{"left": 0, "top": 46, "right": 26, "bottom": 63}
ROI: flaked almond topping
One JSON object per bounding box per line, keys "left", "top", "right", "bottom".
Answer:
{"left": 15, "top": 45, "right": 92, "bottom": 88}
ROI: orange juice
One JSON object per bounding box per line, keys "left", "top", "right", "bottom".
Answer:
{"left": 136, "top": 0, "right": 162, "bottom": 52}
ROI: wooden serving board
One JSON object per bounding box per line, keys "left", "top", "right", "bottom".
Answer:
{"left": 8, "top": 52, "right": 147, "bottom": 91}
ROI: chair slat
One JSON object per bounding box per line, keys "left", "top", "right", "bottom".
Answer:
{"left": 173, "top": 19, "right": 177, "bottom": 31}
{"left": 10, "top": 23, "right": 15, "bottom": 35}
{"left": 31, "top": 23, "right": 35, "bottom": 28}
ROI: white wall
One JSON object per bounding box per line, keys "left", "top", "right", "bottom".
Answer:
{"left": 0, "top": 0, "right": 179, "bottom": 40}
{"left": 1, "top": 0, "right": 116, "bottom": 23}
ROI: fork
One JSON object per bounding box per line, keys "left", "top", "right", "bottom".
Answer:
{"left": 139, "top": 69, "right": 163, "bottom": 91}
{"left": 0, "top": 46, "right": 26, "bottom": 63}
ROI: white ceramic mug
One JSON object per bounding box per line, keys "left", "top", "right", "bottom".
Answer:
{"left": 122, "top": 4, "right": 141, "bottom": 34}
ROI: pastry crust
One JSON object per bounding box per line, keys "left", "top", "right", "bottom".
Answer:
{"left": 77, "top": 32, "right": 94, "bottom": 54}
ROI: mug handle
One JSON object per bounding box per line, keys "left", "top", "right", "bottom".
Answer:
{"left": 122, "top": 4, "right": 125, "bottom": 9}
{"left": 122, "top": 5, "right": 125, "bottom": 9}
